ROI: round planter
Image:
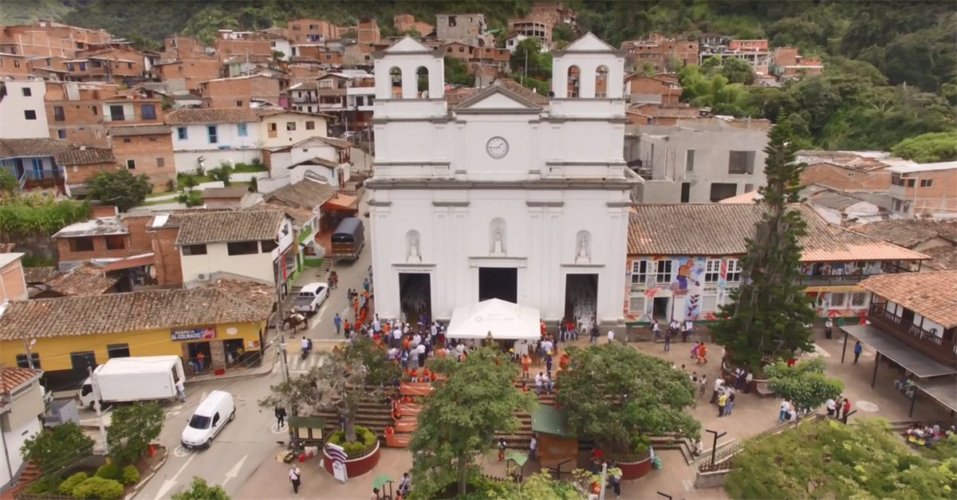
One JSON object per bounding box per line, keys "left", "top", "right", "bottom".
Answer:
{"left": 617, "top": 454, "right": 652, "bottom": 480}
{"left": 322, "top": 439, "right": 380, "bottom": 478}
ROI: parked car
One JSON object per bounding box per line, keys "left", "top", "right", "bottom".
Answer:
{"left": 181, "top": 390, "right": 235, "bottom": 449}
{"left": 293, "top": 282, "right": 329, "bottom": 315}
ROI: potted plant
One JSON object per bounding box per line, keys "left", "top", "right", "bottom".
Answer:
{"left": 557, "top": 343, "right": 699, "bottom": 479}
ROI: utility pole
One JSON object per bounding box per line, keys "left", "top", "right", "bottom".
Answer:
{"left": 23, "top": 338, "right": 36, "bottom": 369}
{"left": 275, "top": 279, "right": 290, "bottom": 384}
{"left": 87, "top": 366, "right": 109, "bottom": 455}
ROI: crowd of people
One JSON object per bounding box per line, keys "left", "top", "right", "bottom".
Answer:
{"left": 903, "top": 422, "right": 956, "bottom": 447}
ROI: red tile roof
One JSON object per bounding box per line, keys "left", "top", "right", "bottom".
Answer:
{"left": 0, "top": 366, "right": 41, "bottom": 392}
{"left": 165, "top": 108, "right": 261, "bottom": 125}
{"left": 861, "top": 271, "right": 957, "bottom": 328}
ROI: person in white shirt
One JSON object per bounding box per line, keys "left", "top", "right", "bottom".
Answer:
{"left": 372, "top": 317, "right": 381, "bottom": 333}
{"left": 393, "top": 327, "right": 403, "bottom": 346}
{"left": 711, "top": 377, "right": 725, "bottom": 404}
{"left": 825, "top": 398, "right": 836, "bottom": 417}
{"left": 412, "top": 333, "right": 421, "bottom": 347}
{"left": 607, "top": 330, "right": 615, "bottom": 343}
{"left": 541, "top": 339, "right": 554, "bottom": 356}
{"left": 779, "top": 400, "right": 791, "bottom": 423}
{"left": 535, "top": 372, "right": 544, "bottom": 394}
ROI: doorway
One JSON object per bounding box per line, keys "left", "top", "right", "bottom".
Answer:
{"left": 399, "top": 273, "right": 432, "bottom": 325}
{"left": 652, "top": 297, "right": 671, "bottom": 321}
{"left": 479, "top": 267, "right": 517, "bottom": 303}
{"left": 564, "top": 274, "right": 598, "bottom": 327}
{"left": 70, "top": 351, "right": 97, "bottom": 380}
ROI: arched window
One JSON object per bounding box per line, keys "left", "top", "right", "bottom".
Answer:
{"left": 416, "top": 66, "right": 429, "bottom": 97}
{"left": 389, "top": 67, "right": 402, "bottom": 99}
{"left": 595, "top": 65, "right": 609, "bottom": 98}
{"left": 489, "top": 218, "right": 507, "bottom": 256}
{"left": 567, "top": 65, "right": 580, "bottom": 98}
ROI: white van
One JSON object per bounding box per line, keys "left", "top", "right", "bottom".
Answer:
{"left": 181, "top": 390, "right": 235, "bottom": 449}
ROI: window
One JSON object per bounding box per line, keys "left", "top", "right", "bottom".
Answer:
{"left": 57, "top": 129, "right": 66, "bottom": 139}
{"left": 728, "top": 151, "right": 755, "bottom": 175}
{"left": 31, "top": 158, "right": 43, "bottom": 179}
{"left": 22, "top": 87, "right": 32, "bottom": 96}
{"left": 177, "top": 127, "right": 187, "bottom": 140}
{"left": 109, "top": 105, "right": 125, "bottom": 121}
{"left": 237, "top": 123, "right": 248, "bottom": 137}
{"left": 126, "top": 159, "right": 136, "bottom": 169}
{"left": 236, "top": 100, "right": 243, "bottom": 107}
{"left": 24, "top": 110, "right": 37, "bottom": 120}
{"left": 286, "top": 121, "right": 296, "bottom": 131}
{"left": 851, "top": 292, "right": 868, "bottom": 307}
{"left": 70, "top": 238, "right": 95, "bottom": 252}
{"left": 744, "top": 183, "right": 754, "bottom": 193}
{"left": 16, "top": 353, "right": 40, "bottom": 369}
{"left": 709, "top": 183, "right": 738, "bottom": 202}
{"left": 726, "top": 259, "right": 742, "bottom": 282}
{"left": 92, "top": 106, "right": 97, "bottom": 115}
{"left": 680, "top": 182, "right": 690, "bottom": 203}
{"left": 704, "top": 259, "right": 721, "bottom": 283}
{"left": 107, "top": 343, "right": 130, "bottom": 358}
{"left": 305, "top": 120, "right": 315, "bottom": 130}
{"left": 654, "top": 260, "right": 673, "bottom": 284}
{"left": 630, "top": 260, "right": 649, "bottom": 286}
{"left": 905, "top": 178, "right": 915, "bottom": 187}
{"left": 141, "top": 104, "right": 156, "bottom": 120}
{"left": 123, "top": 138, "right": 131, "bottom": 143}
{"left": 227, "top": 241, "right": 259, "bottom": 255}
{"left": 157, "top": 157, "right": 165, "bottom": 167}
{"left": 261, "top": 240, "right": 279, "bottom": 252}
{"left": 181, "top": 244, "right": 207, "bottom": 256}
{"left": 53, "top": 105, "right": 65, "bottom": 121}
{"left": 629, "top": 295, "right": 645, "bottom": 313}
{"left": 685, "top": 150, "right": 695, "bottom": 172}
{"left": 920, "top": 179, "right": 933, "bottom": 188}
{"left": 105, "top": 235, "right": 126, "bottom": 250}
{"left": 207, "top": 125, "right": 218, "bottom": 144}
{"left": 829, "top": 292, "right": 846, "bottom": 308}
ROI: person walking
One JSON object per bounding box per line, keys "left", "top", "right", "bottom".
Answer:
{"left": 607, "top": 330, "right": 615, "bottom": 344}
{"left": 826, "top": 397, "right": 836, "bottom": 417}
{"left": 853, "top": 341, "right": 863, "bottom": 364}
{"left": 334, "top": 313, "right": 343, "bottom": 336}
{"left": 275, "top": 406, "right": 287, "bottom": 428}
{"left": 498, "top": 439, "right": 507, "bottom": 462}
{"left": 717, "top": 391, "right": 728, "bottom": 417}
{"left": 289, "top": 465, "right": 302, "bottom": 494}
{"left": 651, "top": 320, "right": 661, "bottom": 341}
{"left": 529, "top": 434, "right": 538, "bottom": 461}
{"left": 725, "top": 390, "right": 735, "bottom": 416}
{"left": 590, "top": 326, "right": 598, "bottom": 344}
{"left": 175, "top": 379, "right": 186, "bottom": 402}
{"left": 841, "top": 398, "right": 852, "bottom": 423}
{"left": 698, "top": 374, "right": 707, "bottom": 399}
{"left": 779, "top": 400, "right": 790, "bottom": 423}
{"left": 664, "top": 330, "right": 671, "bottom": 352}
{"left": 825, "top": 318, "right": 834, "bottom": 340}
{"left": 195, "top": 351, "right": 206, "bottom": 372}
{"left": 697, "top": 342, "right": 708, "bottom": 364}
{"left": 711, "top": 377, "right": 725, "bottom": 404}
{"left": 609, "top": 462, "right": 623, "bottom": 498}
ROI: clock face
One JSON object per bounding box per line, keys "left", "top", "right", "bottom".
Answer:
{"left": 486, "top": 136, "right": 509, "bottom": 159}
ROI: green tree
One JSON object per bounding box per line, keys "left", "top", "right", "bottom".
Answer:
{"left": 87, "top": 169, "right": 153, "bottom": 212}
{"left": 765, "top": 359, "right": 843, "bottom": 413}
{"left": 21, "top": 422, "right": 94, "bottom": 477}
{"left": 727, "top": 418, "right": 957, "bottom": 499}
{"left": 172, "top": 477, "right": 230, "bottom": 500}
{"left": 410, "top": 348, "right": 534, "bottom": 498}
{"left": 259, "top": 339, "right": 396, "bottom": 443}
{"left": 718, "top": 57, "right": 755, "bottom": 85}
{"left": 208, "top": 164, "right": 233, "bottom": 186}
{"left": 0, "top": 170, "right": 17, "bottom": 195}
{"left": 711, "top": 125, "right": 816, "bottom": 372}
{"left": 107, "top": 402, "right": 164, "bottom": 465}
{"left": 556, "top": 343, "right": 699, "bottom": 459}
{"left": 892, "top": 131, "right": 957, "bottom": 163}
{"left": 443, "top": 56, "right": 472, "bottom": 86}
{"left": 510, "top": 38, "right": 551, "bottom": 81}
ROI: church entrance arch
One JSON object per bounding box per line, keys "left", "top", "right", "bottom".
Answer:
{"left": 399, "top": 273, "right": 431, "bottom": 324}
{"left": 478, "top": 267, "right": 517, "bottom": 303}
{"left": 564, "top": 274, "right": 598, "bottom": 330}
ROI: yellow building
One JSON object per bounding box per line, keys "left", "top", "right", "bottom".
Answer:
{"left": 0, "top": 279, "right": 274, "bottom": 389}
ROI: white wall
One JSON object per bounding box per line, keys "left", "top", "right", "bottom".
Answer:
{"left": 0, "top": 81, "right": 49, "bottom": 139}
{"left": 171, "top": 121, "right": 263, "bottom": 173}
{"left": 180, "top": 218, "right": 293, "bottom": 284}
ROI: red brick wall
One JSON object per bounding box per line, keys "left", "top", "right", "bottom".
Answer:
{"left": 57, "top": 235, "right": 134, "bottom": 264}
{"left": 111, "top": 134, "right": 176, "bottom": 192}
{"left": 122, "top": 215, "right": 157, "bottom": 253}
{"left": 149, "top": 225, "right": 183, "bottom": 287}
{"left": 628, "top": 77, "right": 682, "bottom": 105}
{"left": 157, "top": 58, "right": 222, "bottom": 91}
{"left": 202, "top": 76, "right": 281, "bottom": 108}
{"left": 0, "top": 53, "right": 31, "bottom": 77}
{"left": 64, "top": 161, "right": 120, "bottom": 186}
{"left": 801, "top": 164, "right": 892, "bottom": 192}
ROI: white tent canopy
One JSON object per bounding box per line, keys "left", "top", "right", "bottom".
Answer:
{"left": 446, "top": 298, "right": 541, "bottom": 340}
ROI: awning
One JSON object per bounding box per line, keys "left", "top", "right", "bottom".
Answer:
{"left": 531, "top": 403, "right": 573, "bottom": 438}
{"left": 914, "top": 377, "right": 957, "bottom": 414}
{"left": 96, "top": 253, "right": 155, "bottom": 272}
{"left": 322, "top": 193, "right": 357, "bottom": 211}
{"left": 840, "top": 324, "right": 957, "bottom": 378}
{"left": 446, "top": 298, "right": 541, "bottom": 340}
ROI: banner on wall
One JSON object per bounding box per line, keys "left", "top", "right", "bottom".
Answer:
{"left": 171, "top": 327, "right": 216, "bottom": 341}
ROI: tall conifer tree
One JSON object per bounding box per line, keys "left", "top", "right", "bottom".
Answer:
{"left": 712, "top": 125, "right": 816, "bottom": 371}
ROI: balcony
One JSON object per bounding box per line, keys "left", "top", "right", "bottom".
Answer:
{"left": 799, "top": 274, "right": 866, "bottom": 286}
{"left": 867, "top": 304, "right": 957, "bottom": 366}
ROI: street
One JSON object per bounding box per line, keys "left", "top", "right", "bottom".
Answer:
{"left": 133, "top": 148, "right": 375, "bottom": 499}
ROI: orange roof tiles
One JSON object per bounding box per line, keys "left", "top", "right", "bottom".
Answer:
{"left": 861, "top": 271, "right": 957, "bottom": 328}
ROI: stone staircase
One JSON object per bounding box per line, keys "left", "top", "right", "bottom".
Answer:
{"left": 1, "top": 462, "right": 41, "bottom": 500}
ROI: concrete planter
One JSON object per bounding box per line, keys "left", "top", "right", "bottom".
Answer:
{"left": 616, "top": 454, "right": 653, "bottom": 480}
{"left": 322, "top": 440, "right": 380, "bottom": 478}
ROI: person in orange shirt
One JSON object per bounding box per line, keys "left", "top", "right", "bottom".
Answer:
{"left": 402, "top": 336, "right": 411, "bottom": 351}
{"left": 559, "top": 352, "right": 571, "bottom": 371}
{"left": 697, "top": 342, "right": 709, "bottom": 364}
{"left": 521, "top": 354, "right": 532, "bottom": 379}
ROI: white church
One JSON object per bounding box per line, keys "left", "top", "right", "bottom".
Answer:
{"left": 367, "top": 33, "right": 639, "bottom": 332}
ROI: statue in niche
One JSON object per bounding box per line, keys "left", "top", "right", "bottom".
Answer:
{"left": 407, "top": 230, "right": 422, "bottom": 263}
{"left": 489, "top": 218, "right": 507, "bottom": 256}
{"left": 575, "top": 231, "right": 591, "bottom": 264}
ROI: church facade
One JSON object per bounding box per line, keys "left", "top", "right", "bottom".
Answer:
{"left": 367, "top": 34, "right": 638, "bottom": 328}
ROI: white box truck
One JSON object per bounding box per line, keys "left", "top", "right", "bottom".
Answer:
{"left": 78, "top": 356, "right": 185, "bottom": 408}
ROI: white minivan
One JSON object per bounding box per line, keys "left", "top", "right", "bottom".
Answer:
{"left": 181, "top": 390, "right": 235, "bottom": 449}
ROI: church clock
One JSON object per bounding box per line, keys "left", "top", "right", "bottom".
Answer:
{"left": 485, "top": 136, "right": 509, "bottom": 159}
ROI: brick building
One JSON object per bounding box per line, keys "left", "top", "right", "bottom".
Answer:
{"left": 356, "top": 17, "right": 381, "bottom": 53}
{"left": 0, "top": 21, "right": 112, "bottom": 58}
{"left": 625, "top": 73, "right": 682, "bottom": 105}
{"left": 55, "top": 147, "right": 118, "bottom": 197}
{"left": 199, "top": 74, "right": 285, "bottom": 108}
{"left": 45, "top": 81, "right": 121, "bottom": 147}
{"left": 61, "top": 47, "right": 147, "bottom": 84}
{"left": 771, "top": 46, "right": 823, "bottom": 80}
{"left": 287, "top": 19, "right": 340, "bottom": 44}
{"left": 0, "top": 53, "right": 31, "bottom": 77}
{"left": 393, "top": 14, "right": 434, "bottom": 36}
{"left": 888, "top": 161, "right": 957, "bottom": 218}
{"left": 214, "top": 37, "right": 274, "bottom": 63}
{"left": 108, "top": 125, "right": 176, "bottom": 191}
{"left": 435, "top": 13, "right": 492, "bottom": 47}
{"left": 798, "top": 151, "right": 896, "bottom": 194}
{"left": 621, "top": 34, "right": 698, "bottom": 72}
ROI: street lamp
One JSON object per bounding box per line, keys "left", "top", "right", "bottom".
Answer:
{"left": 704, "top": 429, "right": 726, "bottom": 466}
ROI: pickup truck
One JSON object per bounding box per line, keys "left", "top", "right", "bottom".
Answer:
{"left": 293, "top": 282, "right": 329, "bottom": 315}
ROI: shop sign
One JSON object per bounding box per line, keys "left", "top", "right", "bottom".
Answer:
{"left": 171, "top": 327, "right": 216, "bottom": 341}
